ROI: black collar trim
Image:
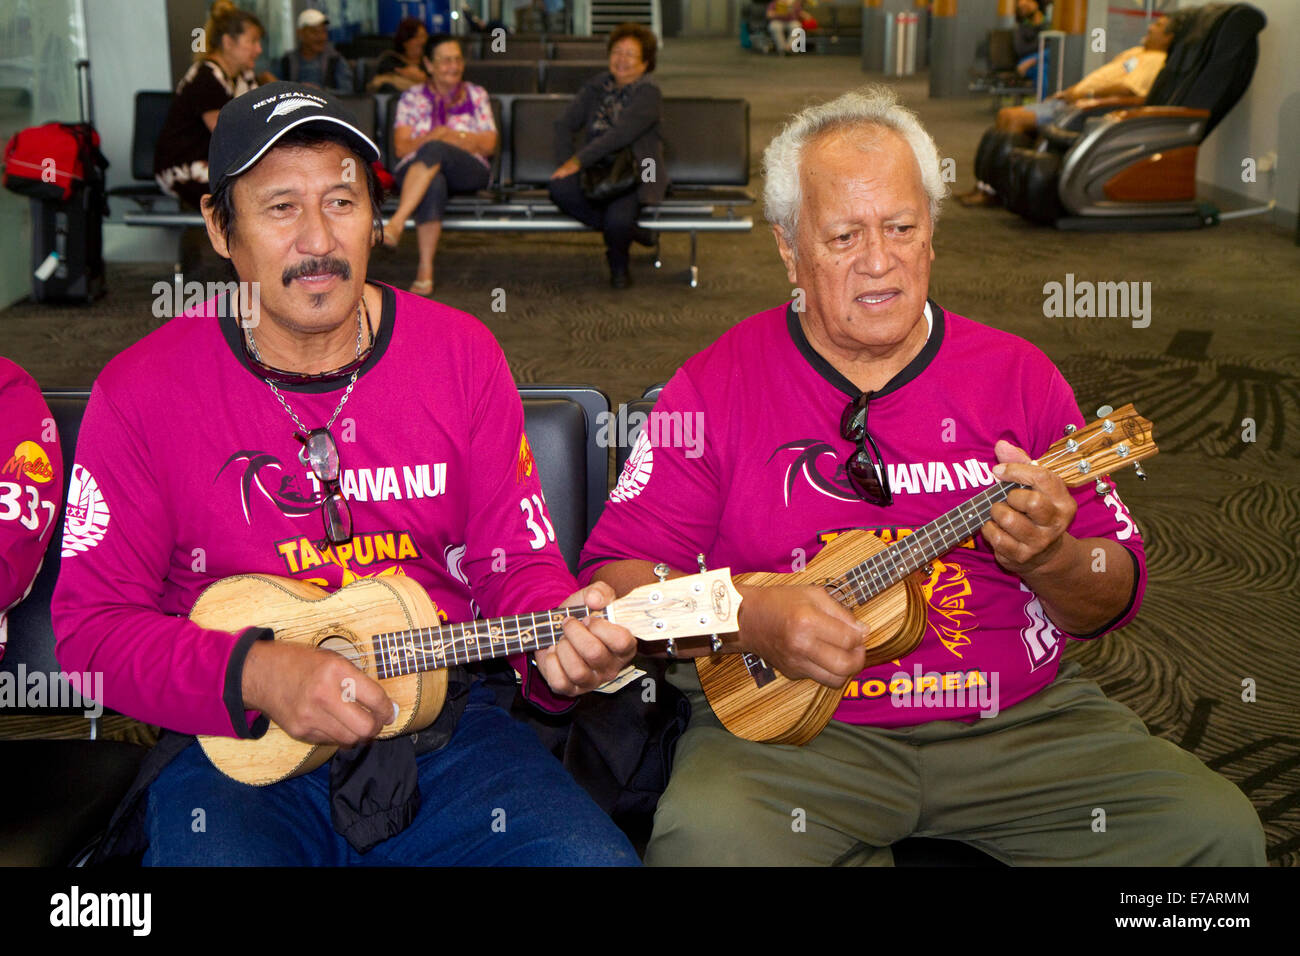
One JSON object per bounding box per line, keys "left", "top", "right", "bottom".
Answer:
{"left": 221, "top": 282, "right": 396, "bottom": 393}
{"left": 786, "top": 299, "right": 946, "bottom": 399}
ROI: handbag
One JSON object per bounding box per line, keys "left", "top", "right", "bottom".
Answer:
{"left": 580, "top": 147, "right": 637, "bottom": 202}
{"left": 3, "top": 122, "right": 107, "bottom": 202}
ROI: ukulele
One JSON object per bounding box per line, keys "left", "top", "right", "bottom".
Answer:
{"left": 192, "top": 569, "right": 741, "bottom": 785}
{"left": 696, "top": 404, "right": 1156, "bottom": 745}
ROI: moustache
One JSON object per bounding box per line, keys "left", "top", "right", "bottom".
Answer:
{"left": 282, "top": 257, "right": 351, "bottom": 286}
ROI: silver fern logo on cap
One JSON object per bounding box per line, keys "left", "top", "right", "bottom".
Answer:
{"left": 268, "top": 97, "right": 322, "bottom": 122}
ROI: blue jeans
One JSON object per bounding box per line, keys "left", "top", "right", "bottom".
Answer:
{"left": 143, "top": 682, "right": 639, "bottom": 865}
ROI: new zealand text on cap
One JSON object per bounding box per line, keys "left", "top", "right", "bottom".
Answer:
{"left": 207, "top": 82, "right": 380, "bottom": 192}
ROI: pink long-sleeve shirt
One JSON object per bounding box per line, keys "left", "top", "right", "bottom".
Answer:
{"left": 53, "top": 284, "right": 577, "bottom": 736}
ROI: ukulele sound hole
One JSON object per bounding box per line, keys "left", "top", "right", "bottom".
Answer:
{"left": 318, "top": 634, "right": 365, "bottom": 671}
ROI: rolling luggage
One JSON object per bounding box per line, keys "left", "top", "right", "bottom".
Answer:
{"left": 3, "top": 60, "right": 107, "bottom": 303}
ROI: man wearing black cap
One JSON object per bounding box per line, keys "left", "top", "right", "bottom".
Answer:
{"left": 52, "top": 83, "right": 641, "bottom": 865}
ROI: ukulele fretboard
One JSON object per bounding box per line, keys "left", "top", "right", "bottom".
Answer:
{"left": 842, "top": 480, "right": 1019, "bottom": 601}
{"left": 373, "top": 604, "right": 602, "bottom": 679}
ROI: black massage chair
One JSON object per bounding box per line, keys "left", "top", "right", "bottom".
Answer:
{"left": 973, "top": 2, "right": 1266, "bottom": 230}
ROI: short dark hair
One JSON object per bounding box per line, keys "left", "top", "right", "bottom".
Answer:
{"left": 608, "top": 22, "right": 657, "bottom": 73}
{"left": 423, "top": 33, "right": 463, "bottom": 62}
{"left": 393, "top": 16, "right": 425, "bottom": 51}
{"left": 1164, "top": 10, "right": 1194, "bottom": 43}
{"left": 204, "top": 127, "right": 384, "bottom": 251}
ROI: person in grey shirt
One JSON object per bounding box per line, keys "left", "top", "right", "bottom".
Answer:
{"left": 278, "top": 8, "right": 353, "bottom": 94}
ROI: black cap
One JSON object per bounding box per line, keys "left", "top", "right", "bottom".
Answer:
{"left": 208, "top": 82, "right": 380, "bottom": 192}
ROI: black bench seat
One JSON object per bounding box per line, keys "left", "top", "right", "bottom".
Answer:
{"left": 115, "top": 91, "right": 753, "bottom": 287}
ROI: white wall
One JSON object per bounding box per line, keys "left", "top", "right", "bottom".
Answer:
{"left": 84, "top": 0, "right": 178, "bottom": 263}
{"left": 1193, "top": 0, "right": 1299, "bottom": 228}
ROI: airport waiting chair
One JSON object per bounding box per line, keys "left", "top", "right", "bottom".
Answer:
{"left": 464, "top": 59, "right": 541, "bottom": 95}
{"left": 0, "top": 391, "right": 149, "bottom": 866}
{"left": 550, "top": 40, "right": 608, "bottom": 61}
{"left": 105, "top": 91, "right": 172, "bottom": 211}
{"left": 541, "top": 61, "right": 606, "bottom": 95}
{"left": 968, "top": 28, "right": 1035, "bottom": 100}
{"left": 518, "top": 385, "right": 613, "bottom": 568}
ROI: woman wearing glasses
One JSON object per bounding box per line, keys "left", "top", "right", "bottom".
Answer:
{"left": 382, "top": 34, "right": 497, "bottom": 296}
{"left": 547, "top": 23, "right": 668, "bottom": 289}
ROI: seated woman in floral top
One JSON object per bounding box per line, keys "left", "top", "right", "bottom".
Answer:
{"left": 383, "top": 34, "right": 497, "bottom": 295}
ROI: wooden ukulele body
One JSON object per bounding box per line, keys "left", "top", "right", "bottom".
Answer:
{"left": 191, "top": 574, "right": 446, "bottom": 786}
{"left": 695, "top": 530, "right": 927, "bottom": 745}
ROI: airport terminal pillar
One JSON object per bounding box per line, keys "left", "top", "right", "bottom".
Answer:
{"left": 863, "top": 0, "right": 915, "bottom": 72}
{"left": 1053, "top": 0, "right": 1088, "bottom": 91}
{"left": 928, "top": 0, "right": 1001, "bottom": 98}
{"left": 915, "top": 0, "right": 929, "bottom": 70}
{"left": 861, "top": 0, "right": 885, "bottom": 73}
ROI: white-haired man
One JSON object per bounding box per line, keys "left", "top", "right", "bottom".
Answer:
{"left": 578, "top": 86, "right": 1265, "bottom": 865}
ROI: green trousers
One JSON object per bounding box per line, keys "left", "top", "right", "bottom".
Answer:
{"left": 645, "top": 660, "right": 1267, "bottom": 866}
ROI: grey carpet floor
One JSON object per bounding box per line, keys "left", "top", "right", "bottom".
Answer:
{"left": 2, "top": 38, "right": 1298, "bottom": 864}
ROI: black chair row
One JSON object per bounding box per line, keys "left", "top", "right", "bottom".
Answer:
{"left": 466, "top": 58, "right": 610, "bottom": 94}
{"left": 357, "top": 56, "right": 610, "bottom": 96}
{"left": 967, "top": 28, "right": 1036, "bottom": 101}
{"left": 114, "top": 92, "right": 754, "bottom": 287}
{"left": 339, "top": 32, "right": 598, "bottom": 63}
{"left": 349, "top": 36, "right": 608, "bottom": 93}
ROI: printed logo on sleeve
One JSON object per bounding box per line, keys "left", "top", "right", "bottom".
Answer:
{"left": 61, "top": 465, "right": 110, "bottom": 557}
{"left": 516, "top": 434, "right": 536, "bottom": 484}
{"left": 609, "top": 431, "right": 653, "bottom": 503}
{"left": 3, "top": 441, "right": 55, "bottom": 483}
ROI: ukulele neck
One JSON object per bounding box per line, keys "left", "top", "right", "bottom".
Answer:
{"left": 373, "top": 605, "right": 602, "bottom": 679}
{"left": 844, "top": 479, "right": 1019, "bottom": 598}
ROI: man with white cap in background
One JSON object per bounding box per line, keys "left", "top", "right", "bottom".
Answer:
{"left": 278, "top": 8, "right": 354, "bottom": 94}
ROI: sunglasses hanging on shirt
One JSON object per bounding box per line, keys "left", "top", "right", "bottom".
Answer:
{"left": 839, "top": 390, "right": 893, "bottom": 507}
{"left": 295, "top": 427, "right": 354, "bottom": 546}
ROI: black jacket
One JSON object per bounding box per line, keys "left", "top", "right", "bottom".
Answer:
{"left": 554, "top": 73, "right": 669, "bottom": 205}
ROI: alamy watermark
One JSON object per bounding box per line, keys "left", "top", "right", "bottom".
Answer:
{"left": 0, "top": 665, "right": 102, "bottom": 718}
{"left": 595, "top": 405, "right": 704, "bottom": 459}
{"left": 1042, "top": 273, "right": 1151, "bottom": 328}
{"left": 152, "top": 275, "right": 261, "bottom": 326}
{"left": 888, "top": 664, "right": 1000, "bottom": 718}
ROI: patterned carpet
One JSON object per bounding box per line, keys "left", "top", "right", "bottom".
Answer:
{"left": 2, "top": 39, "right": 1297, "bottom": 864}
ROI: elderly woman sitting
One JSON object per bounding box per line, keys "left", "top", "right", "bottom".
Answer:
{"left": 382, "top": 34, "right": 497, "bottom": 295}
{"left": 547, "top": 23, "right": 668, "bottom": 289}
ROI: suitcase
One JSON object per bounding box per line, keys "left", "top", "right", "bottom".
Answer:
{"left": 29, "top": 60, "right": 107, "bottom": 304}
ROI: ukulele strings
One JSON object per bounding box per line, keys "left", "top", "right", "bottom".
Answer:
{"left": 822, "top": 423, "right": 1127, "bottom": 603}
{"left": 321, "top": 604, "right": 603, "bottom": 671}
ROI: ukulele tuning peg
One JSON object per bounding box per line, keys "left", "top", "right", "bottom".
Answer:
{"left": 653, "top": 562, "right": 670, "bottom": 582}
{"left": 1095, "top": 404, "right": 1114, "bottom": 418}
{"left": 696, "top": 553, "right": 708, "bottom": 572}
{"left": 1094, "top": 479, "right": 1112, "bottom": 496}
{"left": 1133, "top": 462, "right": 1148, "bottom": 480}
{"left": 1063, "top": 423, "right": 1077, "bottom": 436}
